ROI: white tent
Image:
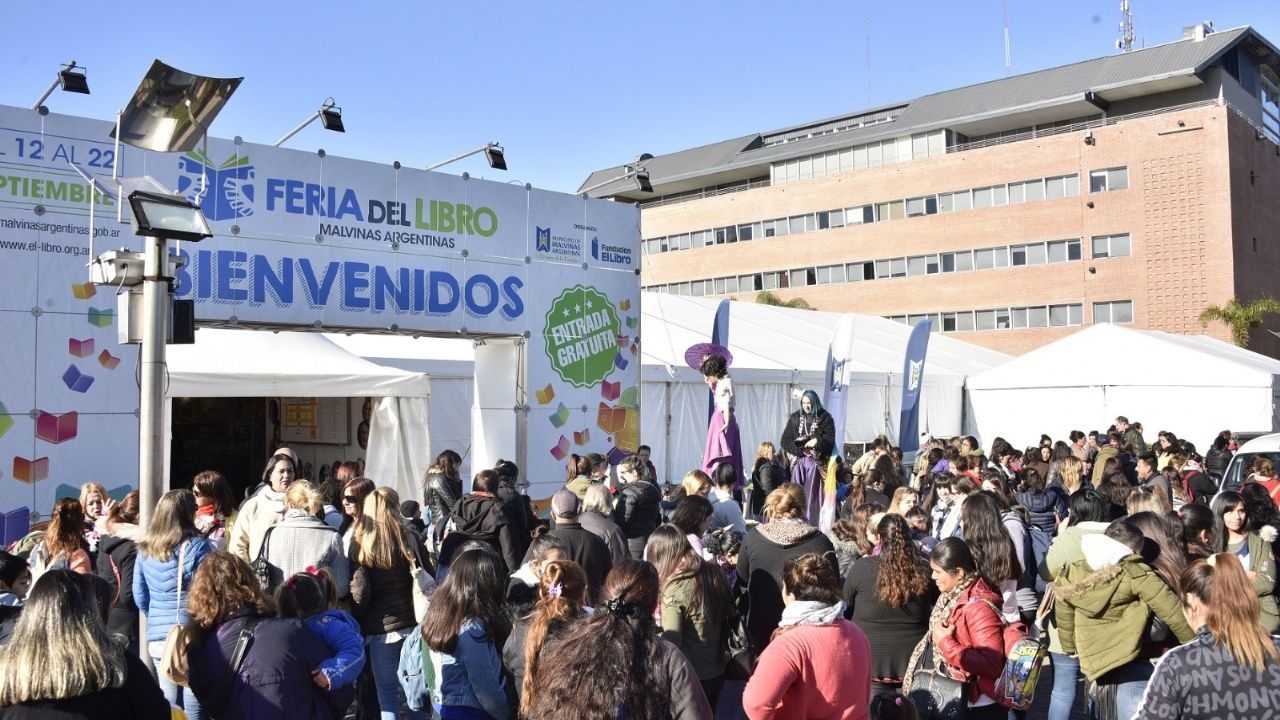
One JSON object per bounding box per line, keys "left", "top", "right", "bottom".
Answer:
{"left": 966, "top": 323, "right": 1280, "bottom": 450}
{"left": 166, "top": 329, "right": 433, "bottom": 502}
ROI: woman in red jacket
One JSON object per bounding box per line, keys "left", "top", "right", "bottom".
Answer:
{"left": 906, "top": 537, "right": 1006, "bottom": 720}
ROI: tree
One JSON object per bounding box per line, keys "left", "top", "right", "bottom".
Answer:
{"left": 755, "top": 291, "right": 814, "bottom": 310}
{"left": 1198, "top": 296, "right": 1280, "bottom": 347}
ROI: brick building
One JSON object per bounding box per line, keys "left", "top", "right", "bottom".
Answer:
{"left": 581, "top": 24, "right": 1280, "bottom": 357}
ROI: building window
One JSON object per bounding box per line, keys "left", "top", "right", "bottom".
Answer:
{"left": 1091, "top": 233, "right": 1132, "bottom": 259}
{"left": 1089, "top": 167, "right": 1129, "bottom": 193}
{"left": 1094, "top": 300, "right": 1134, "bottom": 324}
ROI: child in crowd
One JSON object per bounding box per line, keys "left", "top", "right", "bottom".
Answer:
{"left": 903, "top": 507, "right": 937, "bottom": 557}
{"left": 0, "top": 550, "right": 31, "bottom": 644}
{"left": 704, "top": 525, "right": 743, "bottom": 590}
{"left": 275, "top": 567, "right": 365, "bottom": 695}
{"left": 401, "top": 500, "right": 427, "bottom": 536}
{"left": 869, "top": 691, "right": 918, "bottom": 720}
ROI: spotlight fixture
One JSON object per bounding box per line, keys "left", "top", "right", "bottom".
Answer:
{"left": 127, "top": 190, "right": 213, "bottom": 243}
{"left": 1084, "top": 131, "right": 1095, "bottom": 146}
{"left": 426, "top": 142, "right": 508, "bottom": 171}
{"left": 31, "top": 60, "right": 91, "bottom": 114}
{"left": 579, "top": 153, "right": 656, "bottom": 196}
{"left": 274, "top": 98, "right": 346, "bottom": 147}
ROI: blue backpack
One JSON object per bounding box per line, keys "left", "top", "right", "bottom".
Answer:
{"left": 397, "top": 625, "right": 434, "bottom": 712}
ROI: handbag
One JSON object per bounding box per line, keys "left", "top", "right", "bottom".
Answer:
{"left": 724, "top": 617, "right": 755, "bottom": 681}
{"left": 407, "top": 541, "right": 437, "bottom": 623}
{"left": 159, "top": 539, "right": 192, "bottom": 687}
{"left": 907, "top": 643, "right": 968, "bottom": 720}
{"left": 251, "top": 526, "right": 277, "bottom": 591}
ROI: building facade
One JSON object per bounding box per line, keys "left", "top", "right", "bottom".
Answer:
{"left": 582, "top": 25, "right": 1280, "bottom": 357}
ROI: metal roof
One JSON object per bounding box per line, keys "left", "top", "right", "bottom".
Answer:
{"left": 581, "top": 25, "right": 1269, "bottom": 199}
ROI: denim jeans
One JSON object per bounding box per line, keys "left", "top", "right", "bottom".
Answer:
{"left": 1104, "top": 659, "right": 1154, "bottom": 720}
{"left": 366, "top": 633, "right": 428, "bottom": 720}
{"left": 148, "top": 640, "right": 204, "bottom": 720}
{"left": 1047, "top": 652, "right": 1079, "bottom": 720}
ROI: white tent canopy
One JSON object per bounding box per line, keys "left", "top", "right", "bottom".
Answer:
{"left": 966, "top": 323, "right": 1280, "bottom": 450}
{"left": 166, "top": 328, "right": 432, "bottom": 502}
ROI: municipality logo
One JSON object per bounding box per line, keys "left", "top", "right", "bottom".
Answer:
{"left": 177, "top": 151, "right": 255, "bottom": 222}
{"left": 535, "top": 226, "right": 582, "bottom": 261}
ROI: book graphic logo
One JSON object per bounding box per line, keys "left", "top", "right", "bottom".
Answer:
{"left": 177, "top": 151, "right": 255, "bottom": 221}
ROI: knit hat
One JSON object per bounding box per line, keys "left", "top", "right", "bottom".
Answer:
{"left": 551, "top": 489, "right": 581, "bottom": 518}
{"left": 0, "top": 551, "right": 27, "bottom": 588}
{"left": 399, "top": 500, "right": 420, "bottom": 518}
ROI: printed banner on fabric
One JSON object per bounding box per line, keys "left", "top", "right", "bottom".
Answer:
{"left": 898, "top": 318, "right": 933, "bottom": 453}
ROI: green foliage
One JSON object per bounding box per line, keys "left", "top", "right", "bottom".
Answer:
{"left": 755, "top": 291, "right": 814, "bottom": 310}
{"left": 1198, "top": 296, "right": 1280, "bottom": 347}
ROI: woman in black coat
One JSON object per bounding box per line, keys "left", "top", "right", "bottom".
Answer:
{"left": 779, "top": 390, "right": 836, "bottom": 466}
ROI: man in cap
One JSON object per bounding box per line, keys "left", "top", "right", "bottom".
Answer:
{"left": 547, "top": 489, "right": 612, "bottom": 603}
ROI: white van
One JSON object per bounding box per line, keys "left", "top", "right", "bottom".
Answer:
{"left": 1218, "top": 432, "right": 1280, "bottom": 494}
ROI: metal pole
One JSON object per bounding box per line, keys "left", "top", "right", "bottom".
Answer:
{"left": 425, "top": 143, "right": 492, "bottom": 171}
{"left": 272, "top": 110, "right": 322, "bottom": 147}
{"left": 138, "top": 234, "right": 168, "bottom": 529}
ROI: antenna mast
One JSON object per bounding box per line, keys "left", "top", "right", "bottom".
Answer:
{"left": 1003, "top": 0, "right": 1012, "bottom": 72}
{"left": 1117, "top": 0, "right": 1135, "bottom": 52}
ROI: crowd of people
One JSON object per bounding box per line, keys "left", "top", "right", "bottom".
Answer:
{"left": 1, "top": 407, "right": 1279, "bottom": 720}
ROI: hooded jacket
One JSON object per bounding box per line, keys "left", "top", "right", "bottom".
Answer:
{"left": 613, "top": 480, "right": 662, "bottom": 556}
{"left": 451, "top": 493, "right": 522, "bottom": 573}
{"left": 1054, "top": 534, "right": 1195, "bottom": 680}
{"left": 97, "top": 522, "right": 145, "bottom": 641}
{"left": 738, "top": 519, "right": 837, "bottom": 653}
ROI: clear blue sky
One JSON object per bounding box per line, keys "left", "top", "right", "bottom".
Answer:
{"left": 4, "top": 1, "right": 1278, "bottom": 194}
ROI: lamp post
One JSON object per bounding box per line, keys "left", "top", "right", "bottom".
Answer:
{"left": 127, "top": 191, "right": 213, "bottom": 531}
{"left": 31, "top": 60, "right": 90, "bottom": 115}
{"left": 579, "top": 154, "right": 655, "bottom": 197}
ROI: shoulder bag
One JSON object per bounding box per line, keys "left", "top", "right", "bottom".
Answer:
{"left": 251, "top": 525, "right": 277, "bottom": 591}
{"left": 907, "top": 641, "right": 968, "bottom": 720}
{"left": 159, "top": 539, "right": 192, "bottom": 686}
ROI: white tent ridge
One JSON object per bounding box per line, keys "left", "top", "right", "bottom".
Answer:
{"left": 966, "top": 323, "right": 1280, "bottom": 451}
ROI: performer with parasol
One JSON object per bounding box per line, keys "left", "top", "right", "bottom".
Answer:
{"left": 686, "top": 343, "right": 745, "bottom": 489}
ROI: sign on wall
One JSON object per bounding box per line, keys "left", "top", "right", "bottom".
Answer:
{"left": 0, "top": 104, "right": 640, "bottom": 533}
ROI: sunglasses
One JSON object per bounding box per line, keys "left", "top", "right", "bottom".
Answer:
{"left": 343, "top": 495, "right": 359, "bottom": 503}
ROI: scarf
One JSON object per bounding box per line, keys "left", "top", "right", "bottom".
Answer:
{"left": 778, "top": 599, "right": 846, "bottom": 628}
{"left": 902, "top": 574, "right": 977, "bottom": 692}
{"left": 797, "top": 390, "right": 825, "bottom": 436}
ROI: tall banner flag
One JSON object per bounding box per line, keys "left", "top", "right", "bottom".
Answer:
{"left": 707, "top": 299, "right": 731, "bottom": 425}
{"left": 898, "top": 318, "right": 934, "bottom": 454}
{"left": 817, "top": 315, "right": 856, "bottom": 531}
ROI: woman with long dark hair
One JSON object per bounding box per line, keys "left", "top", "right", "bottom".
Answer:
{"left": 1210, "top": 491, "right": 1279, "bottom": 633}
{"left": 425, "top": 449, "right": 463, "bottom": 553}
{"left": 0, "top": 570, "right": 169, "bottom": 719}
{"left": 958, "top": 491, "right": 1024, "bottom": 619}
{"left": 96, "top": 490, "right": 143, "bottom": 653}
{"left": 647, "top": 525, "right": 731, "bottom": 708}
{"left": 1178, "top": 502, "right": 1216, "bottom": 560}
{"left": 905, "top": 537, "right": 1006, "bottom": 720}
{"left": 843, "top": 514, "right": 937, "bottom": 697}
{"left": 744, "top": 553, "right": 872, "bottom": 719}
{"left": 31, "top": 498, "right": 92, "bottom": 577}
{"left": 525, "top": 560, "right": 711, "bottom": 719}
{"left": 1014, "top": 466, "right": 1067, "bottom": 535}
{"left": 422, "top": 547, "right": 510, "bottom": 720}
{"left": 134, "top": 489, "right": 213, "bottom": 719}
{"left": 1137, "top": 553, "right": 1280, "bottom": 719}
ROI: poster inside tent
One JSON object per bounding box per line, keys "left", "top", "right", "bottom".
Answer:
{"left": 0, "top": 103, "right": 640, "bottom": 537}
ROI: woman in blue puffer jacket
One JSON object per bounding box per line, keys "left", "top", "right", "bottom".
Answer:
{"left": 133, "top": 489, "right": 213, "bottom": 719}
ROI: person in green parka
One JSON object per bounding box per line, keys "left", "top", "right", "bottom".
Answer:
{"left": 1055, "top": 518, "right": 1194, "bottom": 720}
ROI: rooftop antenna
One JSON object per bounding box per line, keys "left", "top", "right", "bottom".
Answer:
{"left": 865, "top": 17, "right": 873, "bottom": 107}
{"left": 1117, "top": 0, "right": 1135, "bottom": 52}
{"left": 1003, "top": 0, "right": 1013, "bottom": 72}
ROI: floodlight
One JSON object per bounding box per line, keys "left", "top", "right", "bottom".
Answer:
{"left": 111, "top": 60, "right": 242, "bottom": 153}
{"left": 31, "top": 61, "right": 90, "bottom": 113}
{"left": 427, "top": 142, "right": 508, "bottom": 171}
{"left": 579, "top": 154, "right": 656, "bottom": 197}
{"left": 127, "top": 190, "right": 213, "bottom": 243}
{"left": 274, "top": 98, "right": 346, "bottom": 146}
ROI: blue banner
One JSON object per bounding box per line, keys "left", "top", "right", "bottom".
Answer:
{"left": 898, "top": 318, "right": 933, "bottom": 453}
{"left": 818, "top": 315, "right": 856, "bottom": 531}
{"left": 707, "top": 299, "right": 731, "bottom": 424}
